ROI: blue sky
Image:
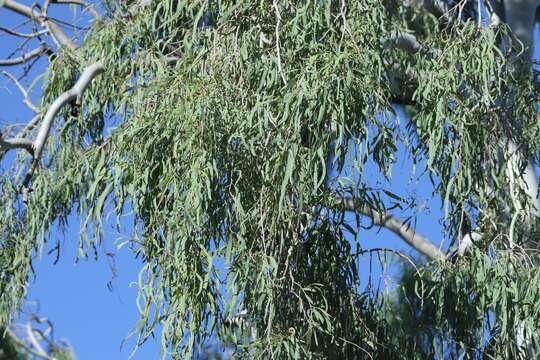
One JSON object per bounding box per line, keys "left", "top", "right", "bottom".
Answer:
{"left": 1, "top": 2, "right": 538, "bottom": 359}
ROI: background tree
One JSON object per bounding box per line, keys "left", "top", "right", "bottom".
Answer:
{"left": 1, "top": 0, "right": 540, "bottom": 358}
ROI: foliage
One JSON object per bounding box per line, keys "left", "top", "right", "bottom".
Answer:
{"left": 1, "top": 0, "right": 539, "bottom": 358}
{"left": 388, "top": 249, "right": 540, "bottom": 359}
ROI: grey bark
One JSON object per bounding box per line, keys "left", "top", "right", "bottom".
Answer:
{"left": 338, "top": 197, "right": 445, "bottom": 261}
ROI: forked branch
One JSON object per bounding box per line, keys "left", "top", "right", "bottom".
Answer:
{"left": 3, "top": 71, "right": 40, "bottom": 113}
{"left": 0, "top": 136, "right": 34, "bottom": 154}
{"left": 3, "top": 0, "right": 75, "bottom": 49}
{"left": 30, "top": 60, "right": 105, "bottom": 171}
{"left": 0, "top": 61, "right": 105, "bottom": 197}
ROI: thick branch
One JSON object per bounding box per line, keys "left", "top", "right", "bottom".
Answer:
{"left": 0, "top": 136, "right": 34, "bottom": 154}
{"left": 337, "top": 196, "right": 445, "bottom": 260}
{"left": 0, "top": 44, "right": 50, "bottom": 66}
{"left": 31, "top": 60, "right": 105, "bottom": 170}
{"left": 3, "top": 0, "right": 75, "bottom": 49}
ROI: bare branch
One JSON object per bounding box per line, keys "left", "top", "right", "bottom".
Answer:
{"left": 8, "top": 61, "right": 105, "bottom": 201}
{"left": 3, "top": 71, "right": 39, "bottom": 113}
{"left": 0, "top": 136, "right": 34, "bottom": 155}
{"left": 30, "top": 60, "right": 105, "bottom": 172}
{"left": 0, "top": 43, "right": 50, "bottom": 66}
{"left": 3, "top": 0, "right": 75, "bottom": 49}
{"left": 0, "top": 26, "right": 49, "bottom": 39}
{"left": 337, "top": 196, "right": 446, "bottom": 260}
{"left": 357, "top": 247, "right": 420, "bottom": 271}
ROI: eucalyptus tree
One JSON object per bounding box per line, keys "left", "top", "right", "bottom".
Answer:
{"left": 1, "top": 0, "right": 540, "bottom": 358}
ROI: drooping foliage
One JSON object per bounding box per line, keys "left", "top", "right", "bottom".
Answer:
{"left": 387, "top": 248, "right": 540, "bottom": 358}
{"left": 1, "top": 0, "right": 540, "bottom": 358}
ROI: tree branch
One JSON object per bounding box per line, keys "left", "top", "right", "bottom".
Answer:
{"left": 30, "top": 60, "right": 105, "bottom": 173}
{"left": 336, "top": 196, "right": 445, "bottom": 260}
{"left": 0, "top": 136, "right": 34, "bottom": 155}
{"left": 0, "top": 26, "right": 49, "bottom": 39}
{"left": 3, "top": 71, "right": 40, "bottom": 113}
{"left": 3, "top": 0, "right": 75, "bottom": 49}
{"left": 485, "top": 0, "right": 504, "bottom": 26}
{"left": 0, "top": 43, "right": 51, "bottom": 67}
{"left": 17, "top": 114, "right": 41, "bottom": 138}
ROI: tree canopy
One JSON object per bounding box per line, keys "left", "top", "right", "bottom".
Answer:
{"left": 1, "top": 0, "right": 540, "bottom": 358}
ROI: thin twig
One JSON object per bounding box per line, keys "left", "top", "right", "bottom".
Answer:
{"left": 357, "top": 247, "right": 419, "bottom": 271}
{"left": 17, "top": 114, "right": 41, "bottom": 138}
{"left": 3, "top": 71, "right": 40, "bottom": 113}
{"left": 0, "top": 26, "right": 49, "bottom": 38}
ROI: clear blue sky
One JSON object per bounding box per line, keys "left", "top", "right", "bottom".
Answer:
{"left": 1, "top": 2, "right": 538, "bottom": 359}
